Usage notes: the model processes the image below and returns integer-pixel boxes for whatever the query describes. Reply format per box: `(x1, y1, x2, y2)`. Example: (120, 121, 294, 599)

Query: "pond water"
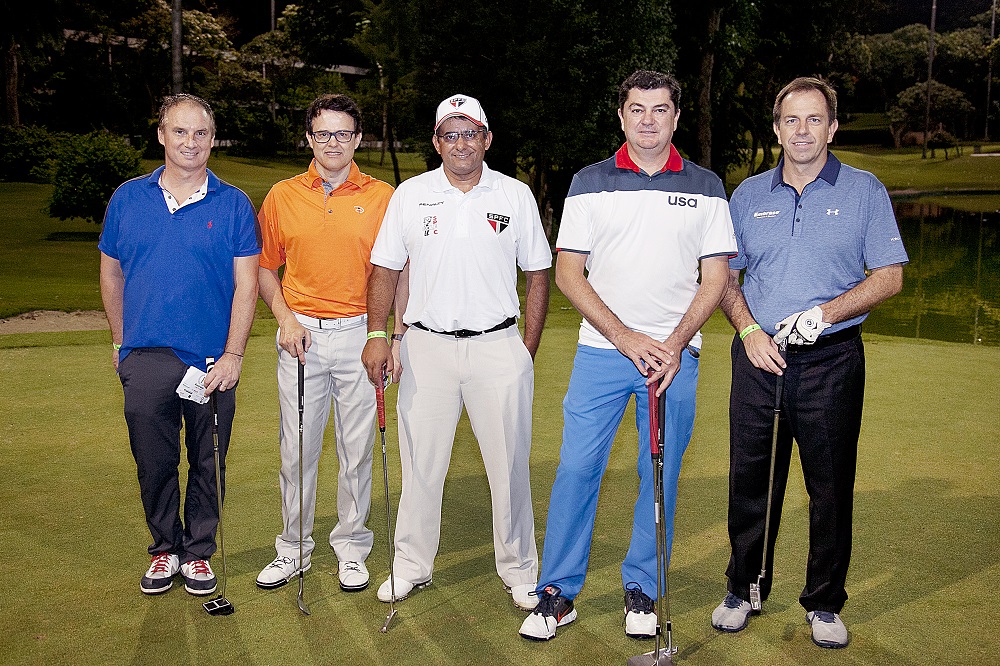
(863, 201, 1000, 346)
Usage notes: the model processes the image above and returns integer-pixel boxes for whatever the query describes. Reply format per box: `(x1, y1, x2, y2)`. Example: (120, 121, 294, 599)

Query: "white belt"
(293, 312, 367, 330)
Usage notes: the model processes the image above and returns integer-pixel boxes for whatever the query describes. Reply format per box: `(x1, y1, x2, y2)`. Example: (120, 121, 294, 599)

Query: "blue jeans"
(537, 344, 699, 600)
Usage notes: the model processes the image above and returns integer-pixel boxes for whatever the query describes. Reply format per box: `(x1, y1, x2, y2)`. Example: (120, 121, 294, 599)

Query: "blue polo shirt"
(99, 166, 260, 370)
(729, 153, 908, 335)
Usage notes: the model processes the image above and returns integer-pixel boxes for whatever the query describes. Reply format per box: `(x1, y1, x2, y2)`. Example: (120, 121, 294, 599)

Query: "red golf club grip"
(375, 374, 386, 431)
(647, 382, 660, 456)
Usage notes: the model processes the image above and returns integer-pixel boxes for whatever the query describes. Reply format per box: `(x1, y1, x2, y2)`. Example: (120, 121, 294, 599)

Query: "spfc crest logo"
(486, 213, 510, 234)
(423, 216, 438, 236)
(449, 97, 468, 108)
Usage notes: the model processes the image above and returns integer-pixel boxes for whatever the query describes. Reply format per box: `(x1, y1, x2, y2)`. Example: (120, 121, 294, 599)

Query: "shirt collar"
(771, 151, 842, 191)
(146, 165, 218, 191)
(614, 143, 683, 174)
(429, 161, 498, 192)
(305, 159, 363, 191)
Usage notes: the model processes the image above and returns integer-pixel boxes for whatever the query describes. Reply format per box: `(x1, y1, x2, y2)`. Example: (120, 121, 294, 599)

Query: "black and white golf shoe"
(711, 592, 753, 632)
(518, 585, 577, 641)
(140, 552, 179, 595)
(624, 582, 656, 638)
(180, 559, 217, 596)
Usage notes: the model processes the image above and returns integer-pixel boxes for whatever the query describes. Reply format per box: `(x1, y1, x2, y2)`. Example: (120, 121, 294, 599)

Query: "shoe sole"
(712, 608, 756, 633)
(140, 580, 174, 595)
(256, 563, 311, 590)
(519, 608, 577, 641)
(339, 579, 370, 592)
(184, 583, 218, 596)
(378, 579, 431, 603)
(807, 613, 848, 649)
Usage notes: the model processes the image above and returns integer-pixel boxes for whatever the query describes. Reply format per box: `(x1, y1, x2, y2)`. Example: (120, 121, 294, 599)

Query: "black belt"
(411, 316, 517, 338)
(786, 324, 861, 353)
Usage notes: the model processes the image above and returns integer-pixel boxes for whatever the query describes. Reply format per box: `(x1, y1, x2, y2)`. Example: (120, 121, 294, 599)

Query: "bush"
(0, 125, 64, 183)
(48, 132, 143, 223)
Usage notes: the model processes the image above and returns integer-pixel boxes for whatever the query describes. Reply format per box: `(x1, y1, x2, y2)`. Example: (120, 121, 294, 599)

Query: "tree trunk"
(172, 0, 183, 93)
(387, 120, 401, 186)
(696, 6, 723, 169)
(4, 37, 19, 126)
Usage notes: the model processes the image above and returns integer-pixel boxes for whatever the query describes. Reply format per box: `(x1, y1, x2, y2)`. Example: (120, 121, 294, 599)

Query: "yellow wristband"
(739, 324, 761, 340)
(367, 331, 388, 340)
(113, 343, 122, 351)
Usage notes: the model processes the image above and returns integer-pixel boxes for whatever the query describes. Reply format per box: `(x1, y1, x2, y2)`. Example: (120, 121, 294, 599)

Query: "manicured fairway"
(2, 309, 996, 665)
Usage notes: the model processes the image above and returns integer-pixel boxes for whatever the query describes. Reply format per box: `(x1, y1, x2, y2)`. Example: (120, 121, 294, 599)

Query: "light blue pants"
(536, 344, 699, 600)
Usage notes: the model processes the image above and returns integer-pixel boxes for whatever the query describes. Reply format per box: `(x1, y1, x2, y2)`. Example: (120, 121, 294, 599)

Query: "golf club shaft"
(756, 342, 787, 597)
(376, 374, 398, 631)
(297, 353, 309, 614)
(210, 390, 227, 599)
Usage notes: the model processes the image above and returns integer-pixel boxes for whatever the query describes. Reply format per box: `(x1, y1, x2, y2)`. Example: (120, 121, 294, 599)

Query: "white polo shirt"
(557, 144, 736, 349)
(370, 163, 552, 332)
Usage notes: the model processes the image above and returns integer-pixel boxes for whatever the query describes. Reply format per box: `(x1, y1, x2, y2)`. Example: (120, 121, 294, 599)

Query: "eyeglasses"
(435, 129, 486, 144)
(310, 130, 358, 144)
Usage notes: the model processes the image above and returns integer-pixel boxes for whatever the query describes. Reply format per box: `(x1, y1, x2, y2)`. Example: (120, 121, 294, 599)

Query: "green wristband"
(739, 324, 761, 340)
(367, 331, 388, 340)
(113, 343, 122, 351)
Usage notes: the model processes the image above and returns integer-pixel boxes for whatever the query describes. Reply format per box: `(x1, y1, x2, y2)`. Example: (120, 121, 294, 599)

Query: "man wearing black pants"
(711, 77, 908, 648)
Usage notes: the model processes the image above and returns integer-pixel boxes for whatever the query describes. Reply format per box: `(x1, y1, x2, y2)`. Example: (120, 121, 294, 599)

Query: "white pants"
(274, 313, 376, 564)
(393, 325, 539, 587)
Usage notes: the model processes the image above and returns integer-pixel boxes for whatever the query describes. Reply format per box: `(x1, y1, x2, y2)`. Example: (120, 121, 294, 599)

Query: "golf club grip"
(375, 375, 386, 430)
(647, 382, 660, 456)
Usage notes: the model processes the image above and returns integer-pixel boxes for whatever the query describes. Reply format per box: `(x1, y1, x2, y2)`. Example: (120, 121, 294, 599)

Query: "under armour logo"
(827, 209, 840, 216)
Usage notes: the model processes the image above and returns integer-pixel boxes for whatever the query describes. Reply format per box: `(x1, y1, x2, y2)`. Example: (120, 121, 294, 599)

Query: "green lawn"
(1, 317, 997, 665)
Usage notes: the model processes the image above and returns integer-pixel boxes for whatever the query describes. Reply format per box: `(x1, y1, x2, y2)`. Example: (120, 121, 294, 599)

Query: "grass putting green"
(2, 309, 997, 665)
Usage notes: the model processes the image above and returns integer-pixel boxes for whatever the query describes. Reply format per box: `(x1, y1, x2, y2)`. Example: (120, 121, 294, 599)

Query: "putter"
(296, 354, 310, 615)
(376, 372, 398, 633)
(628, 383, 675, 666)
(203, 357, 234, 616)
(749, 339, 787, 612)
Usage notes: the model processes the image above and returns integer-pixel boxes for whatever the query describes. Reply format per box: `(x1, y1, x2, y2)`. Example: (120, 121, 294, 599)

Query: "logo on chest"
(423, 216, 439, 236)
(486, 213, 510, 234)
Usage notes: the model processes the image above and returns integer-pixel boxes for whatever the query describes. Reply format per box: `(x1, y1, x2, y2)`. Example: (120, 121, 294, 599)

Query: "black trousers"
(725, 331, 864, 613)
(118, 348, 236, 563)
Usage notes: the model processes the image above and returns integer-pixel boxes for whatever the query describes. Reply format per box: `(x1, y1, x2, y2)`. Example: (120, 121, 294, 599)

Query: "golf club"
(749, 339, 787, 612)
(628, 382, 675, 666)
(203, 356, 234, 616)
(376, 372, 398, 633)
(296, 353, 310, 616)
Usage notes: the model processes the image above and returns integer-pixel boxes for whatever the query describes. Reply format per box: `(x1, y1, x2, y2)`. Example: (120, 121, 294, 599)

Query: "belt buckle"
(454, 329, 479, 338)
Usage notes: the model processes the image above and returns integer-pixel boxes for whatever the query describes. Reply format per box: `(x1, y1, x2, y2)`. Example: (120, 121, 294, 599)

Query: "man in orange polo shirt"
(256, 94, 394, 592)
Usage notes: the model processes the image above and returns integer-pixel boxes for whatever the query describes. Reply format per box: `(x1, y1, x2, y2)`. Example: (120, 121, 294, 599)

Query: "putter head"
(203, 595, 235, 616)
(749, 583, 762, 612)
(380, 608, 398, 633)
(626, 649, 675, 666)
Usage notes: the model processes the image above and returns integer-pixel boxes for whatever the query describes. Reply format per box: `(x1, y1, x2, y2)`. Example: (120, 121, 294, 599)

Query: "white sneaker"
(180, 559, 217, 596)
(508, 583, 539, 611)
(518, 586, 576, 641)
(712, 592, 753, 632)
(624, 583, 656, 638)
(376, 575, 431, 602)
(256, 555, 310, 590)
(806, 611, 848, 648)
(338, 560, 370, 591)
(140, 552, 180, 594)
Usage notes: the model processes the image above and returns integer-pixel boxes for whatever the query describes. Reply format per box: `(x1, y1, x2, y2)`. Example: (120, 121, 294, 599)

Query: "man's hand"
(112, 348, 120, 372)
(362, 338, 393, 386)
(390, 337, 403, 384)
(204, 352, 243, 394)
(774, 305, 830, 346)
(611, 329, 676, 380)
(278, 318, 311, 364)
(643, 334, 684, 395)
(742, 328, 787, 375)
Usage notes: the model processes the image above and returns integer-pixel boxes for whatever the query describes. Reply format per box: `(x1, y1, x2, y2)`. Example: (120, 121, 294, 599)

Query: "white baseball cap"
(434, 94, 489, 131)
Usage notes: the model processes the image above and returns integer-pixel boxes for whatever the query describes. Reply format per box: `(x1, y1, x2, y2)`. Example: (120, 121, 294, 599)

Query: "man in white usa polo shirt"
(362, 93, 551, 612)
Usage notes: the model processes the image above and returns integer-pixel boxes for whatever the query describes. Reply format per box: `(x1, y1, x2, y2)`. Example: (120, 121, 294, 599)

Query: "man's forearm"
(666, 256, 729, 348)
(555, 252, 631, 345)
(224, 255, 259, 355)
(367, 265, 400, 332)
(821, 263, 904, 324)
(719, 268, 758, 333)
(258, 266, 297, 327)
(99, 253, 125, 345)
(522, 269, 550, 357)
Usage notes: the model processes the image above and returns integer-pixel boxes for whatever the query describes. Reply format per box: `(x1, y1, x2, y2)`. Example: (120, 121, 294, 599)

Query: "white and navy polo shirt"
(556, 144, 736, 349)
(729, 153, 909, 335)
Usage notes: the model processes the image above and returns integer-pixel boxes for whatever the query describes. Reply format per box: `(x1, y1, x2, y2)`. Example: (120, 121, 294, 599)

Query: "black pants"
(725, 332, 864, 613)
(118, 348, 236, 563)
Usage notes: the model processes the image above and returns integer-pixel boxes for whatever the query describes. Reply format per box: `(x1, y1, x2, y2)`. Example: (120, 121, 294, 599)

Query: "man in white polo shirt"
(361, 93, 551, 611)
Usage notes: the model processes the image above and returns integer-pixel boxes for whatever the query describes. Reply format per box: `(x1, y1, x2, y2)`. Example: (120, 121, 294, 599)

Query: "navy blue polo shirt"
(729, 153, 908, 335)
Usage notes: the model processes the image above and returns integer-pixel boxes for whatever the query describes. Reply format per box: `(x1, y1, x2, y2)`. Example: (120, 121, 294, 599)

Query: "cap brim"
(434, 112, 487, 131)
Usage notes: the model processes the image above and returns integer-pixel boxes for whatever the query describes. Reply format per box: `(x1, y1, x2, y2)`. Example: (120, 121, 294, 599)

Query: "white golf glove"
(773, 306, 831, 346)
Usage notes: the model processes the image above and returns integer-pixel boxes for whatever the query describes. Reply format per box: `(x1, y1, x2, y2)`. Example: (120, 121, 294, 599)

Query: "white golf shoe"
(624, 583, 656, 638)
(518, 586, 577, 641)
(180, 559, 217, 596)
(338, 560, 370, 591)
(806, 610, 849, 648)
(256, 555, 310, 590)
(140, 552, 179, 595)
(376, 575, 431, 602)
(508, 583, 539, 611)
(712, 592, 753, 632)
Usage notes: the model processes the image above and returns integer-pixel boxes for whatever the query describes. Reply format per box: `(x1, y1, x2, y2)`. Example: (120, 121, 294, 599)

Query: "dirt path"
(0, 310, 109, 334)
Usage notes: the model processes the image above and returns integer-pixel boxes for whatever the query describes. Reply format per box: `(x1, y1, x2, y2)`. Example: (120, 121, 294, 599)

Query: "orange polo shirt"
(258, 160, 394, 319)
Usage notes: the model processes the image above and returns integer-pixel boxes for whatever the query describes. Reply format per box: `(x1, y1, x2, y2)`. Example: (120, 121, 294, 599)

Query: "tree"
(1, 0, 64, 126)
(889, 80, 975, 147)
(48, 131, 142, 223)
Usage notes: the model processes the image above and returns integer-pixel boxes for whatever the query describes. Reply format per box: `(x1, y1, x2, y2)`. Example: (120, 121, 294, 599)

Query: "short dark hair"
(618, 70, 682, 109)
(773, 77, 837, 126)
(306, 94, 363, 135)
(158, 93, 216, 135)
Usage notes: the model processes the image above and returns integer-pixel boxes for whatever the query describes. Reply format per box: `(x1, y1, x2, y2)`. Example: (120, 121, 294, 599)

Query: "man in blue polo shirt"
(711, 77, 907, 648)
(519, 70, 735, 641)
(99, 93, 260, 598)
